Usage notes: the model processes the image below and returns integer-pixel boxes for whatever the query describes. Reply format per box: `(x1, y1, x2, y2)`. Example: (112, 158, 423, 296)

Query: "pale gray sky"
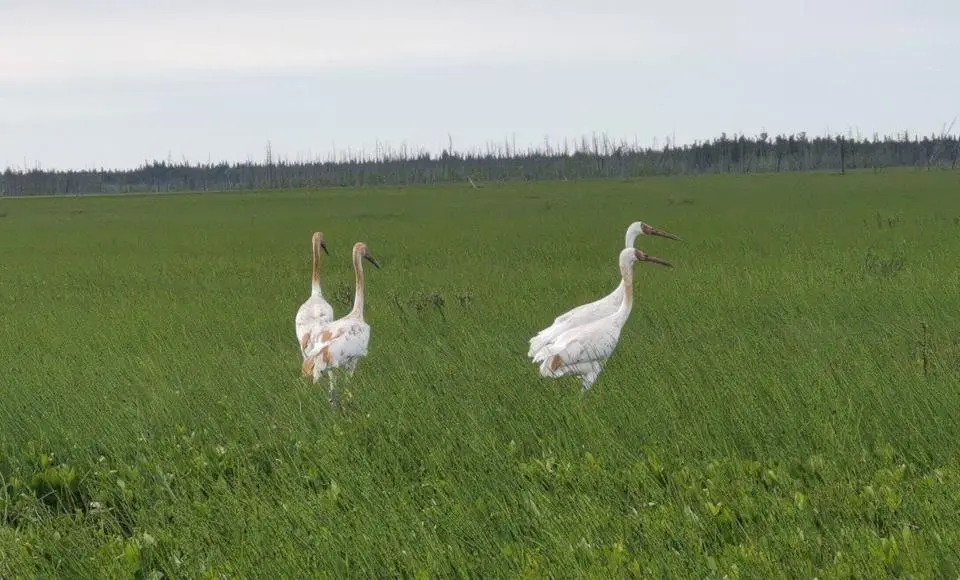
(1, 0, 957, 170)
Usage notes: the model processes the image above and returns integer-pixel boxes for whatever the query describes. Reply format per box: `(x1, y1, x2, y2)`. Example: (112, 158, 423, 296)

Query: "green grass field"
(2, 170, 960, 577)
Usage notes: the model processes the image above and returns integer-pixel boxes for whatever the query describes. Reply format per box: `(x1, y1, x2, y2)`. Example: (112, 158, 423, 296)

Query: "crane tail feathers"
(528, 324, 566, 359)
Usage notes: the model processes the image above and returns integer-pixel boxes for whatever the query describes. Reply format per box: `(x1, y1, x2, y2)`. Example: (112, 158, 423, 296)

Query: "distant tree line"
(2, 130, 959, 197)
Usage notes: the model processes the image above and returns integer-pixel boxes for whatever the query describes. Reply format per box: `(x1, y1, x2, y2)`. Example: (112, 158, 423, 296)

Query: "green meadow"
(2, 170, 960, 577)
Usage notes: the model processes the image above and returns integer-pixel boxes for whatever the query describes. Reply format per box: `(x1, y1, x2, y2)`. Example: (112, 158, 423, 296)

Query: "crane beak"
(320, 239, 329, 255)
(644, 224, 681, 241)
(641, 253, 673, 267)
(364, 253, 382, 269)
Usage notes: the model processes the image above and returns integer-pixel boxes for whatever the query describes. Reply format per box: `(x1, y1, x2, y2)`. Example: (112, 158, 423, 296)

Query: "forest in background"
(2, 130, 959, 197)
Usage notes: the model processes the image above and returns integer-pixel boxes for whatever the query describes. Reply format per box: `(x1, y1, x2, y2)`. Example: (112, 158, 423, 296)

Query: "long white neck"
(608, 278, 627, 301)
(613, 260, 635, 323)
(624, 223, 642, 249)
(348, 248, 365, 319)
(311, 237, 323, 296)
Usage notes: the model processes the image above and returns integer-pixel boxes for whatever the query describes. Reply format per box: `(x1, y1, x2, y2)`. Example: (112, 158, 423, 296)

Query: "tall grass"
(2, 170, 960, 576)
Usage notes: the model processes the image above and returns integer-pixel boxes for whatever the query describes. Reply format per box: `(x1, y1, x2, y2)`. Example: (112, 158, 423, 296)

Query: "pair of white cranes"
(528, 221, 678, 391)
(295, 221, 678, 403)
(295, 234, 381, 404)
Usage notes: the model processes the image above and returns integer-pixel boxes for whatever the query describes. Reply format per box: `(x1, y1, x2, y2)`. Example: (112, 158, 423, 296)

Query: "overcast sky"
(1, 0, 958, 171)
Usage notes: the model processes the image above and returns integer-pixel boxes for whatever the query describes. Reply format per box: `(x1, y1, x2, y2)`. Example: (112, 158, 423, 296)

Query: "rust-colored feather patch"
(319, 346, 333, 365)
(549, 355, 563, 371)
(302, 356, 315, 377)
(320, 327, 345, 343)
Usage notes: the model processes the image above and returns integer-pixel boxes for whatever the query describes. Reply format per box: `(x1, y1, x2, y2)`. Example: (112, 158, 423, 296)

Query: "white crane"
(532, 247, 672, 392)
(295, 231, 334, 358)
(527, 221, 679, 358)
(302, 242, 381, 404)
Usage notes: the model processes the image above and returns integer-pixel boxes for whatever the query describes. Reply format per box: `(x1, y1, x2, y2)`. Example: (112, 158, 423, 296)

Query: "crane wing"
(534, 320, 623, 377)
(302, 319, 371, 376)
(296, 298, 335, 354)
(551, 285, 622, 326)
(527, 285, 624, 357)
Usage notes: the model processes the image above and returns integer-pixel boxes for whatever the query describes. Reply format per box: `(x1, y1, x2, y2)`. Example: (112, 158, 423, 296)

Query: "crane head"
(639, 222, 681, 241)
(626, 221, 681, 247)
(313, 231, 330, 255)
(354, 242, 382, 269)
(634, 249, 672, 268)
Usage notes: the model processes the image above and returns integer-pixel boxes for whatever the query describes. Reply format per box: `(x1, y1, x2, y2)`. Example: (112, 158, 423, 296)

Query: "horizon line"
(4, 125, 958, 175)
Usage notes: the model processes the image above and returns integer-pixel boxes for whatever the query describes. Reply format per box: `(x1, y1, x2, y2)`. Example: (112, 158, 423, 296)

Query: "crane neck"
(311, 237, 324, 295)
(615, 262, 635, 321)
(348, 247, 365, 318)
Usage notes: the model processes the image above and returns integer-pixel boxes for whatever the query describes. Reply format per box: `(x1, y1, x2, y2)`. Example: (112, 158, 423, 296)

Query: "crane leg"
(326, 371, 339, 407)
(580, 366, 602, 392)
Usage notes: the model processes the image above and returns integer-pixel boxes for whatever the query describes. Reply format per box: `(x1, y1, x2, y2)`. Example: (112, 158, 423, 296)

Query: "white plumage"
(527, 221, 679, 358)
(302, 242, 381, 403)
(532, 247, 672, 392)
(295, 231, 334, 358)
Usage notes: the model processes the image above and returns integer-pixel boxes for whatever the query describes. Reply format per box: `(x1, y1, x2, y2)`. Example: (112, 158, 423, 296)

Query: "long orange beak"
(641, 253, 673, 267)
(642, 223, 681, 241)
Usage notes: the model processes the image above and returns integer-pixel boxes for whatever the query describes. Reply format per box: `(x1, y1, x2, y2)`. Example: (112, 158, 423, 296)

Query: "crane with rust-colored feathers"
(295, 231, 334, 359)
(302, 242, 381, 404)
